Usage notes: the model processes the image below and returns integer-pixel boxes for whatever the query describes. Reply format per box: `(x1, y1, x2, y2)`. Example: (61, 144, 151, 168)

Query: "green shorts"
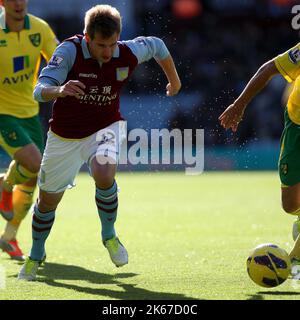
(0, 114, 44, 157)
(279, 108, 300, 186)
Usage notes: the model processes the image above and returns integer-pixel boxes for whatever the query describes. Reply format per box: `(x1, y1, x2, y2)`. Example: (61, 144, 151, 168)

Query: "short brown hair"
(84, 5, 122, 39)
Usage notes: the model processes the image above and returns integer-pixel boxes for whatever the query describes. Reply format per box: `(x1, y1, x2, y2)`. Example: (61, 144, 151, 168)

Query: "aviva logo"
(13, 56, 30, 73)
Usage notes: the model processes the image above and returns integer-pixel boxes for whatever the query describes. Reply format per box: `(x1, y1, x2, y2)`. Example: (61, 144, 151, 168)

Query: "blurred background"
(1, 0, 300, 171)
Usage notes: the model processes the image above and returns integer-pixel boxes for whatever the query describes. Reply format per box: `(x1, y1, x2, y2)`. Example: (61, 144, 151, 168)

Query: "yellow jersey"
(275, 43, 300, 124)
(0, 14, 58, 118)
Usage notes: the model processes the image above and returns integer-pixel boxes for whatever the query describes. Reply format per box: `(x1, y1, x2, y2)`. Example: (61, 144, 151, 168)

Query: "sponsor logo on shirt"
(79, 85, 117, 106)
(49, 55, 64, 67)
(116, 67, 129, 81)
(2, 70, 34, 85)
(280, 163, 288, 175)
(288, 48, 300, 64)
(13, 56, 30, 73)
(8, 131, 17, 141)
(79, 73, 98, 79)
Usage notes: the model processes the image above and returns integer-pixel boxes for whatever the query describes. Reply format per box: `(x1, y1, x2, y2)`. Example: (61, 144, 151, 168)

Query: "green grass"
(0, 171, 299, 300)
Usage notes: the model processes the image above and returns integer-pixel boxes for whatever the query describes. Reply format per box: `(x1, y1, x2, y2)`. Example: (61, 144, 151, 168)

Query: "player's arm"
(219, 43, 300, 132)
(219, 60, 279, 132)
(34, 41, 86, 102)
(37, 81, 86, 101)
(124, 37, 181, 96)
(156, 55, 181, 96)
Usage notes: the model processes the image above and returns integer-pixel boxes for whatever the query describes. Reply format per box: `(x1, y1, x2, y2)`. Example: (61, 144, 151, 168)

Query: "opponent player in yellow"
(0, 0, 58, 260)
(219, 43, 300, 278)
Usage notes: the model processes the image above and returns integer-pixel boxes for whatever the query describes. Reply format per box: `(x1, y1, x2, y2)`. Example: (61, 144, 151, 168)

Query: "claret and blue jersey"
(34, 35, 170, 139)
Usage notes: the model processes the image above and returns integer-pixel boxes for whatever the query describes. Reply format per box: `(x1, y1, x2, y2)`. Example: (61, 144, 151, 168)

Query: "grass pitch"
(0, 171, 299, 300)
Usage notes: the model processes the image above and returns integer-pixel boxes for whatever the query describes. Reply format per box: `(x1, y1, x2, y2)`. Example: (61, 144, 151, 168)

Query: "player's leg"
(0, 115, 41, 220)
(18, 131, 83, 280)
(90, 158, 128, 267)
(281, 184, 300, 240)
(0, 177, 37, 261)
(30, 189, 64, 260)
(18, 189, 64, 281)
(0, 145, 41, 220)
(278, 108, 300, 277)
(87, 121, 128, 267)
(0, 173, 13, 252)
(0, 116, 43, 259)
(282, 186, 300, 279)
(91, 158, 117, 240)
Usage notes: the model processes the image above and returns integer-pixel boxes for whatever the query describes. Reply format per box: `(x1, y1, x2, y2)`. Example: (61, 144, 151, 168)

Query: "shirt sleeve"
(122, 36, 170, 64)
(39, 41, 77, 85)
(40, 21, 59, 62)
(33, 77, 58, 102)
(274, 43, 300, 82)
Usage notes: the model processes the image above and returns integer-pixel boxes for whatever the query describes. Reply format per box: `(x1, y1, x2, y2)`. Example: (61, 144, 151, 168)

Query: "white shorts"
(38, 121, 127, 193)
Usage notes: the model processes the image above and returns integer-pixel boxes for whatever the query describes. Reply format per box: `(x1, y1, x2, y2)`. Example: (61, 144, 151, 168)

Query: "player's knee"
(96, 175, 115, 189)
(27, 162, 40, 174)
(94, 171, 115, 189)
(37, 196, 59, 212)
(20, 157, 41, 174)
(281, 200, 300, 215)
(15, 145, 42, 173)
(91, 161, 116, 189)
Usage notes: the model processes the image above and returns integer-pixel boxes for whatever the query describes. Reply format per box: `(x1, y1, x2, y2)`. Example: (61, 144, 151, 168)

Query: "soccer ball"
(247, 243, 291, 288)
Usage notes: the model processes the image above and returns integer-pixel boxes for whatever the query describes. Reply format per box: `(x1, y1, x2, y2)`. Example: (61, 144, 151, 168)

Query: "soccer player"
(18, 4, 181, 280)
(0, 0, 58, 260)
(218, 43, 300, 278)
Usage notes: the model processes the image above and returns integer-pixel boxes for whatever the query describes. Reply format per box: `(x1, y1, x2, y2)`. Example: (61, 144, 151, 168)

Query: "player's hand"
(166, 82, 181, 97)
(58, 80, 86, 99)
(218, 103, 246, 132)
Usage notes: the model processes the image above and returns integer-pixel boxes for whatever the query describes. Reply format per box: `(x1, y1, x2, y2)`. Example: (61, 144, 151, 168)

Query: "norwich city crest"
(280, 163, 288, 175)
(29, 33, 41, 47)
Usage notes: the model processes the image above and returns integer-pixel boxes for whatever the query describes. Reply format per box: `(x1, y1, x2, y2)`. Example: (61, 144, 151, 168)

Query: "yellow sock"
(3, 160, 37, 192)
(1, 184, 35, 241)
